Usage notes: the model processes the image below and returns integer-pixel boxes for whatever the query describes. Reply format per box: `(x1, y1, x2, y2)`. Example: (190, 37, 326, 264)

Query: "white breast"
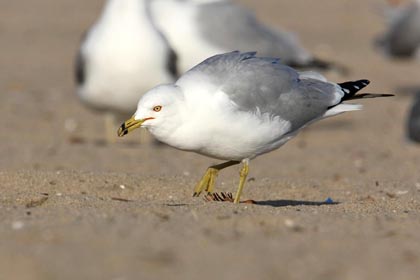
(155, 84, 292, 161)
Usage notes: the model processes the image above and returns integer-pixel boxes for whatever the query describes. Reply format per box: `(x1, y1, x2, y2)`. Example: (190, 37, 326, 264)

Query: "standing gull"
(118, 52, 392, 203)
(151, 0, 339, 74)
(75, 0, 177, 142)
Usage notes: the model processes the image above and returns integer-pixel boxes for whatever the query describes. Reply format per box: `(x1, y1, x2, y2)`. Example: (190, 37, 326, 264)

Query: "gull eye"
(153, 105, 162, 112)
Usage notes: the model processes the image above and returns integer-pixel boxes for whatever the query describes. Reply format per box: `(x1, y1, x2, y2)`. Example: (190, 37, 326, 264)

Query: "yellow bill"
(117, 116, 144, 137)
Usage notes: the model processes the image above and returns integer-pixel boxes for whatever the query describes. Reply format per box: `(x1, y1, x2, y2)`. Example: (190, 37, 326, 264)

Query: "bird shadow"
(252, 199, 339, 208)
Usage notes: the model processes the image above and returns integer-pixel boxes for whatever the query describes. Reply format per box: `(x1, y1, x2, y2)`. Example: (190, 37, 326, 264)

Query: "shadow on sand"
(253, 199, 340, 208)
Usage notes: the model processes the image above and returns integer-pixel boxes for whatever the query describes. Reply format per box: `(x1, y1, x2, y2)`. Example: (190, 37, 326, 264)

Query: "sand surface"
(1, 0, 420, 279)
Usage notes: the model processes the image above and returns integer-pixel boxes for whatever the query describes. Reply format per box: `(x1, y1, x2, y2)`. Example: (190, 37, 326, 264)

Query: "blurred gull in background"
(75, 0, 177, 143)
(376, 0, 420, 58)
(151, 0, 343, 74)
(376, 0, 420, 143)
(117, 52, 392, 203)
(407, 94, 420, 142)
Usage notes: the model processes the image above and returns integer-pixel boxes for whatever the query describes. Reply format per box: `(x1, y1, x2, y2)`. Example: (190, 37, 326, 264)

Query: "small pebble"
(12, 221, 24, 230)
(361, 195, 376, 202)
(396, 190, 408, 195)
(284, 219, 303, 232)
(284, 219, 295, 228)
(386, 192, 396, 198)
(64, 118, 78, 133)
(119, 184, 126, 190)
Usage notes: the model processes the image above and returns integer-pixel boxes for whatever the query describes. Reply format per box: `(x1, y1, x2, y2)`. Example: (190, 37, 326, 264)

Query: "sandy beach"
(1, 0, 420, 279)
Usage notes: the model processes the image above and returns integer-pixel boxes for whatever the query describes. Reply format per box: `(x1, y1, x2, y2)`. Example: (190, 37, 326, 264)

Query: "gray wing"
(183, 52, 339, 131)
(377, 2, 420, 57)
(196, 2, 311, 65)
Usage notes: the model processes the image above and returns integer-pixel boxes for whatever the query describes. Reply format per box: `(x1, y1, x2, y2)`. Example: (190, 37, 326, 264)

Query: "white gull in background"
(151, 0, 340, 74)
(75, 0, 177, 142)
(118, 52, 392, 203)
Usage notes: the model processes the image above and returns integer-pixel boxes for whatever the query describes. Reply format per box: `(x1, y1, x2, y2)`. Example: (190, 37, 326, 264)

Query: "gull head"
(117, 84, 183, 137)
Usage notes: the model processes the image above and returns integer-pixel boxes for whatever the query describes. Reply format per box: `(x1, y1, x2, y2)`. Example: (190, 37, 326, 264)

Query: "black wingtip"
(345, 93, 394, 100)
(339, 79, 371, 99)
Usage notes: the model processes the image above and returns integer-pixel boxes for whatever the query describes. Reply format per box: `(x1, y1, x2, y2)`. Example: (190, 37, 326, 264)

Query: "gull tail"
(339, 79, 394, 101)
(324, 103, 363, 118)
(325, 79, 393, 116)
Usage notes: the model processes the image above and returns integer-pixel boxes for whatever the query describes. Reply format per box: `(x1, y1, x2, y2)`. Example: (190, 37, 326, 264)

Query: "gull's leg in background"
(105, 112, 117, 144)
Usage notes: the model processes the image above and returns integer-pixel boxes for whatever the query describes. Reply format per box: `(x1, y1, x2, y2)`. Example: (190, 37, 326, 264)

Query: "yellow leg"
(204, 168, 219, 193)
(193, 161, 240, 197)
(192, 168, 218, 196)
(233, 160, 249, 204)
(105, 113, 117, 144)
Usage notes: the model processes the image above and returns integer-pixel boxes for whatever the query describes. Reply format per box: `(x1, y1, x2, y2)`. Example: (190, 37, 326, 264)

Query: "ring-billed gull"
(75, 0, 177, 142)
(376, 0, 420, 58)
(151, 0, 339, 74)
(118, 52, 392, 203)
